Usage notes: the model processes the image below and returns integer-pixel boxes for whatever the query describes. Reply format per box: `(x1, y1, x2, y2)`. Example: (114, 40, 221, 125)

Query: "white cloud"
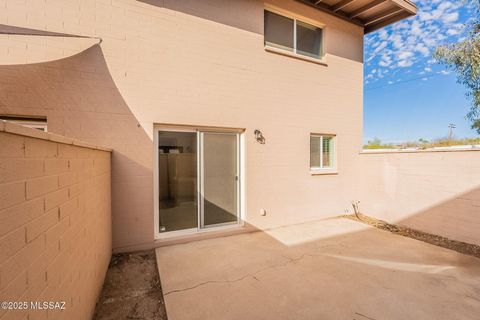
(398, 60, 414, 68)
(379, 54, 393, 67)
(378, 29, 388, 40)
(398, 51, 413, 60)
(447, 28, 460, 35)
(364, 0, 467, 84)
(442, 12, 459, 23)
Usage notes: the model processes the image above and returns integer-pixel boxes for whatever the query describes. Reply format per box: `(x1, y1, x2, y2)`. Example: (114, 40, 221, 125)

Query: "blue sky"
(364, 0, 478, 143)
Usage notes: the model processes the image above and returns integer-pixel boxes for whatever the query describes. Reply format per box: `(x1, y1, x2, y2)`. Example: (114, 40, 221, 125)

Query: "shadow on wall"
(0, 44, 154, 250)
(397, 185, 480, 246)
(0, 25, 102, 65)
(137, 0, 364, 63)
(0, 24, 82, 36)
(356, 150, 480, 246)
(137, 0, 263, 34)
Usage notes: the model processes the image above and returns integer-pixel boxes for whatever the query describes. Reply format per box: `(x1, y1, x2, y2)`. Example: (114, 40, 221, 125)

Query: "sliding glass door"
(200, 132, 240, 228)
(157, 129, 241, 235)
(158, 131, 198, 233)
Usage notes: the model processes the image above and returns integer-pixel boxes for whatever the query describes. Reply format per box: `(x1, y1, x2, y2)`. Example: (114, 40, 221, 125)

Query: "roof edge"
(294, 0, 417, 35)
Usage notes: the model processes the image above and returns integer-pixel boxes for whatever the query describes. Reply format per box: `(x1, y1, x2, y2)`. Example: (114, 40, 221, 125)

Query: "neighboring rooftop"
(297, 0, 417, 33)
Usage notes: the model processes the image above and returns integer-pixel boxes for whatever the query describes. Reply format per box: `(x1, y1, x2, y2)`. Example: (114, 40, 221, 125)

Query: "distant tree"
(418, 138, 429, 149)
(368, 137, 382, 146)
(364, 137, 393, 149)
(434, 0, 480, 135)
(473, 119, 480, 134)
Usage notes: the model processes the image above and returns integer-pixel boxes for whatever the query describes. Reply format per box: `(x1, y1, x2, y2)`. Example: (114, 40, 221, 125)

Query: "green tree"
(368, 137, 382, 146)
(434, 1, 480, 134)
(473, 119, 480, 134)
(364, 137, 392, 149)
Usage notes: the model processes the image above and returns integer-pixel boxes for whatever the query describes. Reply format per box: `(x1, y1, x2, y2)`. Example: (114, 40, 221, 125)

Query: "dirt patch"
(93, 250, 167, 320)
(345, 213, 480, 259)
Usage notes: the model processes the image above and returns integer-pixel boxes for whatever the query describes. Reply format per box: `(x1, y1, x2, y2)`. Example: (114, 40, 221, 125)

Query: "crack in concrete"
(164, 252, 317, 296)
(163, 243, 348, 296)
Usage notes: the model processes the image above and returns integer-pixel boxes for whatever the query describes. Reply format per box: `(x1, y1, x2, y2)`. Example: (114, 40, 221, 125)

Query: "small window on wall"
(264, 10, 324, 60)
(0, 115, 47, 132)
(310, 134, 336, 172)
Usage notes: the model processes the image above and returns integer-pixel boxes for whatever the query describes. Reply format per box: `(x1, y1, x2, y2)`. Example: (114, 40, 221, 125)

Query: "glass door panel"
(200, 132, 239, 227)
(158, 131, 198, 232)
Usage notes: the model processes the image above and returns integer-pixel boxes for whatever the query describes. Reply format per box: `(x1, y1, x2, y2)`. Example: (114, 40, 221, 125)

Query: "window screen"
(322, 136, 333, 168)
(310, 134, 335, 170)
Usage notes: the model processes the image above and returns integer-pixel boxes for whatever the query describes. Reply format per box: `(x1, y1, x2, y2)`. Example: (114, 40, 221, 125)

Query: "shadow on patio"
(155, 215, 480, 320)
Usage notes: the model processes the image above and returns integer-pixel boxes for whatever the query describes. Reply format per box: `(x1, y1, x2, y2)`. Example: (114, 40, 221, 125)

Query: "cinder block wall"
(0, 121, 112, 320)
(358, 150, 480, 245)
(0, 0, 364, 252)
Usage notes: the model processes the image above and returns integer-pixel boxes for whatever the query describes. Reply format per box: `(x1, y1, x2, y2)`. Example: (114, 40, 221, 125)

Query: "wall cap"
(0, 120, 112, 152)
(360, 147, 480, 155)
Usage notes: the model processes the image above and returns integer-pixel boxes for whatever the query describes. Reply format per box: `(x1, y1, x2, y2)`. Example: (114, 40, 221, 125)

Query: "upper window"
(0, 115, 47, 132)
(264, 10, 323, 60)
(310, 134, 335, 171)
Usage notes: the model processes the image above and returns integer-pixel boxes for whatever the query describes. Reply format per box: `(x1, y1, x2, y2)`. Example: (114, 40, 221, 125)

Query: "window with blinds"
(310, 134, 335, 170)
(264, 10, 324, 60)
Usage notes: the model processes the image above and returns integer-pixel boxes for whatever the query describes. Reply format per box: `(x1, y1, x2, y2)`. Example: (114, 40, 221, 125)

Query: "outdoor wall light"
(254, 129, 265, 144)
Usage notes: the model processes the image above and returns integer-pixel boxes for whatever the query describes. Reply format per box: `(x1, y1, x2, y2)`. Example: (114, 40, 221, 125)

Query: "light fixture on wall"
(254, 129, 265, 144)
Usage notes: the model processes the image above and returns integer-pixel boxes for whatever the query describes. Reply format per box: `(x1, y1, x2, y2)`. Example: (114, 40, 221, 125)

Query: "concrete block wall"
(0, 0, 364, 252)
(0, 121, 112, 320)
(358, 150, 480, 245)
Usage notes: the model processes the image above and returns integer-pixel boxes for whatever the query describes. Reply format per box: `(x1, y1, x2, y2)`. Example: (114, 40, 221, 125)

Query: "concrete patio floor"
(156, 218, 480, 320)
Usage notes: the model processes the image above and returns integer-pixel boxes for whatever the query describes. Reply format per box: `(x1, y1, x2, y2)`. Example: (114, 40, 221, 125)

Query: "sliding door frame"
(153, 124, 245, 240)
(199, 131, 241, 229)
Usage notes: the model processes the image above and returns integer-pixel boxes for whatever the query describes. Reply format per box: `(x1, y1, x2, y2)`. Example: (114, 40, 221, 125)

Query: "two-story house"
(0, 0, 416, 253)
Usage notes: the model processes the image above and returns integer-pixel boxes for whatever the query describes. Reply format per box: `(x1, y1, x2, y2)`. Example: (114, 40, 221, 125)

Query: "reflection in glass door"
(158, 131, 198, 233)
(200, 132, 240, 228)
(157, 129, 240, 235)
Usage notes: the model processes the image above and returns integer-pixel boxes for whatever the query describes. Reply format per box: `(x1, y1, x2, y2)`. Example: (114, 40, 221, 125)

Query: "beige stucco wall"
(0, 0, 364, 251)
(0, 121, 111, 320)
(358, 150, 480, 245)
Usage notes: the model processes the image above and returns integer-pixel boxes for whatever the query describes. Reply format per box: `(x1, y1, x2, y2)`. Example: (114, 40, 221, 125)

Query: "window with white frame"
(264, 10, 324, 60)
(310, 134, 335, 170)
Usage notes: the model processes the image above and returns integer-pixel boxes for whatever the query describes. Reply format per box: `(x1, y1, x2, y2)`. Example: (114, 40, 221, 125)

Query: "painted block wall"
(0, 121, 112, 320)
(358, 150, 480, 245)
(0, 0, 364, 251)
